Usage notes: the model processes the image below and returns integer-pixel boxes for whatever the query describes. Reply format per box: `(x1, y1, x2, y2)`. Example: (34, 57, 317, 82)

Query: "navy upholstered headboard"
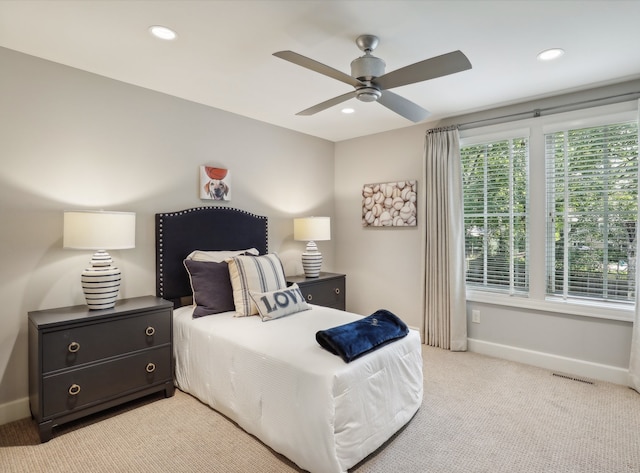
(155, 207, 268, 307)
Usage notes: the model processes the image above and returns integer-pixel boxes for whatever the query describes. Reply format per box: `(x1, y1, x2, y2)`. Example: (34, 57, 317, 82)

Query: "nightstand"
(287, 272, 346, 310)
(28, 295, 174, 442)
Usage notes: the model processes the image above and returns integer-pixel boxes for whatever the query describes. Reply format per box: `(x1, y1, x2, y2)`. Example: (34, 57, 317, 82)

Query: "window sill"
(466, 290, 634, 322)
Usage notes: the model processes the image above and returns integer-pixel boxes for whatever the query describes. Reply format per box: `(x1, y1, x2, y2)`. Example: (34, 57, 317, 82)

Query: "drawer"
(42, 346, 171, 418)
(42, 309, 171, 373)
(301, 278, 345, 310)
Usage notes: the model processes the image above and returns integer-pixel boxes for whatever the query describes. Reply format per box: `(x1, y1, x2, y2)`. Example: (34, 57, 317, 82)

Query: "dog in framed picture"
(200, 166, 231, 201)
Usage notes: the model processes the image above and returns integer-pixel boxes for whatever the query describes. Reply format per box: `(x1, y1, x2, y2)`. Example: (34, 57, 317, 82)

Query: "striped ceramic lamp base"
(301, 241, 322, 278)
(81, 250, 122, 310)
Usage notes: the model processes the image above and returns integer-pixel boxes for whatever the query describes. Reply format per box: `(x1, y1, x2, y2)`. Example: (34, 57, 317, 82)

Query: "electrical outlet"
(472, 309, 480, 324)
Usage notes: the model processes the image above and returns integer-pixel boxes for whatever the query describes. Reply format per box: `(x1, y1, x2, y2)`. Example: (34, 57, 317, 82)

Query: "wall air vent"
(552, 372, 595, 385)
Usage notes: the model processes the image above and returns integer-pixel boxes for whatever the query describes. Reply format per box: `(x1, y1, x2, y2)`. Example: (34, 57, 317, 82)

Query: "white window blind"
(545, 120, 638, 304)
(461, 137, 529, 294)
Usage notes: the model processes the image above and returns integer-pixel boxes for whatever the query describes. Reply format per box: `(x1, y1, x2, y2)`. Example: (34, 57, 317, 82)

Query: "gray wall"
(0, 47, 335, 421)
(334, 126, 425, 330)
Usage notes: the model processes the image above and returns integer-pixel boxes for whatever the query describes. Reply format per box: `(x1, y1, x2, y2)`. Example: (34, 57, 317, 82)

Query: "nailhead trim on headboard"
(155, 207, 268, 303)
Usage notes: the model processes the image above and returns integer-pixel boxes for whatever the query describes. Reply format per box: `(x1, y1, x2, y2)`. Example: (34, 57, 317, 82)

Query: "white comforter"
(173, 304, 423, 473)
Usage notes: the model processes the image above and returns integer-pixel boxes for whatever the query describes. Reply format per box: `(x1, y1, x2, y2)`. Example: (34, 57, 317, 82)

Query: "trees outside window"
(461, 110, 638, 310)
(545, 121, 638, 303)
(461, 137, 529, 295)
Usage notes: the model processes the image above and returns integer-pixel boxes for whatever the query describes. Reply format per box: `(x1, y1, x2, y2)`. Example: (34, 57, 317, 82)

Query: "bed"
(156, 207, 423, 473)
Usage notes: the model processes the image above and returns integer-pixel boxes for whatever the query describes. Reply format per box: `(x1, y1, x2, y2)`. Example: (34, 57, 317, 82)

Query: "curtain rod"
(457, 91, 640, 130)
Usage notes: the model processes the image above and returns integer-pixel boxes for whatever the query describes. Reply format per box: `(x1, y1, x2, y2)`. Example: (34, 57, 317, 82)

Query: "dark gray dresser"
(286, 272, 346, 310)
(28, 295, 174, 442)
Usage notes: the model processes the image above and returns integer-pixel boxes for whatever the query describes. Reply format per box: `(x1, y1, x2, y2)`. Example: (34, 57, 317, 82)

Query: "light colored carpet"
(1, 346, 638, 472)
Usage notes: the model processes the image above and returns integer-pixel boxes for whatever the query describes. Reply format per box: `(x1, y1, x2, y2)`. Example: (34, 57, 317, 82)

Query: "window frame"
(460, 128, 530, 296)
(544, 117, 638, 306)
(460, 102, 638, 322)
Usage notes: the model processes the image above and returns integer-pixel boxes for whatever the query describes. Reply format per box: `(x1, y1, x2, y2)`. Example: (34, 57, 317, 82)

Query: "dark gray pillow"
(184, 259, 235, 317)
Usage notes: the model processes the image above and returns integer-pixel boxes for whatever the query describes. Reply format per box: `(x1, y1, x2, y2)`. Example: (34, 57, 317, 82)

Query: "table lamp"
(63, 210, 136, 310)
(294, 216, 330, 278)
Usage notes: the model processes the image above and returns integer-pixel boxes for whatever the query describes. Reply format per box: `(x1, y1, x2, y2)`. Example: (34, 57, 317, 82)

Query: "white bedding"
(173, 304, 423, 473)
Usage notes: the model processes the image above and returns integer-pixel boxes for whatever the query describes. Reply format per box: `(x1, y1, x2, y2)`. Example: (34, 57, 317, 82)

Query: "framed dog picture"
(200, 166, 231, 201)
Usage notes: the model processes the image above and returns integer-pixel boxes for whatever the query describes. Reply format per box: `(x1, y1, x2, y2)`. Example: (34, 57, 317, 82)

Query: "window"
(461, 136, 529, 294)
(545, 120, 638, 304)
(461, 104, 638, 319)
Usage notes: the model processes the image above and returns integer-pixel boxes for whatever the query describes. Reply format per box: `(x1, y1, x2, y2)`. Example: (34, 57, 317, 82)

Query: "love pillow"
(250, 284, 310, 321)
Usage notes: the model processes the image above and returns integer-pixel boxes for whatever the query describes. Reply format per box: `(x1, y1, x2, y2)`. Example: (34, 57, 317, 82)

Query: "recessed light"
(341, 108, 355, 114)
(537, 48, 564, 61)
(149, 25, 177, 41)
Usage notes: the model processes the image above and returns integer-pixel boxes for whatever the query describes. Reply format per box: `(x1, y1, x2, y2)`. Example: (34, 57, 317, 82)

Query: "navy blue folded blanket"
(315, 309, 409, 363)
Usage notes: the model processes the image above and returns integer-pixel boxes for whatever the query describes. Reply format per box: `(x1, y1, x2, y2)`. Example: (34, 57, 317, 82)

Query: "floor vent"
(552, 372, 595, 385)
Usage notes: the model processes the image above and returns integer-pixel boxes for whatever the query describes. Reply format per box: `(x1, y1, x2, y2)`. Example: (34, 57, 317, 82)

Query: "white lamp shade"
(64, 211, 136, 250)
(294, 217, 331, 242)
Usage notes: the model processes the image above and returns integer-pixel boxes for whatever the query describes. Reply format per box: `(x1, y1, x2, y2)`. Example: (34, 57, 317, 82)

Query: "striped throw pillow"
(228, 254, 287, 316)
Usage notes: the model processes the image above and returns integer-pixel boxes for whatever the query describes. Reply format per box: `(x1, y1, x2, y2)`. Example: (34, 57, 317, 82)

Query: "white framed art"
(362, 180, 417, 227)
(200, 166, 231, 201)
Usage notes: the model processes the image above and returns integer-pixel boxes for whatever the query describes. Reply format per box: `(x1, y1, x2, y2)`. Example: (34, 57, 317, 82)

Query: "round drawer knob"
(146, 362, 156, 373)
(68, 384, 81, 396)
(68, 341, 81, 353)
(335, 288, 340, 295)
(145, 326, 155, 336)
(307, 294, 313, 301)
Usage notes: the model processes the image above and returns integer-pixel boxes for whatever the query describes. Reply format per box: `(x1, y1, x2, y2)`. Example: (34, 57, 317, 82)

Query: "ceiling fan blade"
(296, 91, 358, 116)
(378, 91, 431, 122)
(374, 50, 471, 90)
(273, 50, 364, 88)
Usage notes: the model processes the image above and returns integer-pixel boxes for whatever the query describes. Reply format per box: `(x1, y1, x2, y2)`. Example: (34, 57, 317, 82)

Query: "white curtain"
(630, 102, 640, 393)
(423, 126, 467, 351)
(631, 287, 640, 392)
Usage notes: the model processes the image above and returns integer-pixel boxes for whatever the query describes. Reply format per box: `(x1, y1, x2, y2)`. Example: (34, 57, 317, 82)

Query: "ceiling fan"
(273, 34, 472, 122)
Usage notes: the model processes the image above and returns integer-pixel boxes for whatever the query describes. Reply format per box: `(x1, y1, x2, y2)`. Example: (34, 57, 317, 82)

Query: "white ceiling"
(2, 1, 640, 142)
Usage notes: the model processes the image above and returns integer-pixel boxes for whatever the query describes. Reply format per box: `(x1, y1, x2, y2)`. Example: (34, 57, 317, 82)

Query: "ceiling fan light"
(149, 25, 177, 41)
(537, 48, 564, 61)
(356, 88, 382, 103)
(341, 108, 355, 114)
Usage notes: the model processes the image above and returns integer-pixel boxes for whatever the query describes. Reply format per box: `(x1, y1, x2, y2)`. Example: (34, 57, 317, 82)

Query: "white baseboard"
(0, 396, 30, 426)
(467, 338, 629, 385)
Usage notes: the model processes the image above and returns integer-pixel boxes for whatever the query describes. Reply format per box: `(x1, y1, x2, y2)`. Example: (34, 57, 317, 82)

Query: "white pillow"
(250, 284, 310, 321)
(186, 248, 259, 263)
(228, 254, 287, 316)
